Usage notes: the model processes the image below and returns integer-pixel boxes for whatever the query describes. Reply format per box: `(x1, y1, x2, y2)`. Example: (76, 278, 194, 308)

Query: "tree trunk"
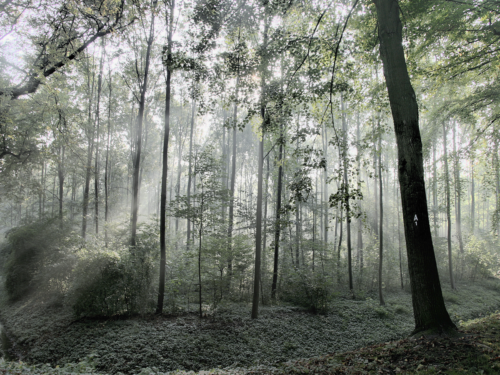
(471, 161, 475, 234)
(341, 92, 353, 291)
(251, 11, 269, 319)
(94, 44, 105, 235)
(228, 73, 240, 283)
(356, 112, 363, 272)
(131, 7, 155, 247)
(58, 145, 65, 226)
(452, 124, 464, 255)
(82, 62, 95, 239)
(443, 121, 456, 289)
(186, 99, 196, 247)
(378, 124, 385, 305)
(323, 122, 328, 244)
(432, 142, 438, 237)
(271, 124, 283, 300)
(104, 70, 112, 247)
(373, 0, 455, 334)
(156, 0, 174, 314)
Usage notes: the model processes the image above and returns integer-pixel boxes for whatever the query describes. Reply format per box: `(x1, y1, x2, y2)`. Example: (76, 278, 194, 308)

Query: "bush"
(2, 218, 76, 302)
(68, 243, 156, 317)
(280, 270, 335, 314)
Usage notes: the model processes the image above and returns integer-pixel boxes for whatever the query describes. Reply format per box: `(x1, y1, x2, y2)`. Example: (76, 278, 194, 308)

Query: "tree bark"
(186, 100, 196, 248)
(443, 121, 456, 289)
(341, 93, 353, 291)
(356, 112, 363, 272)
(94, 43, 105, 235)
(131, 6, 155, 247)
(373, 0, 455, 334)
(271, 124, 283, 300)
(228, 73, 240, 283)
(378, 122, 385, 305)
(452, 124, 464, 254)
(156, 0, 174, 314)
(104, 69, 112, 247)
(82, 61, 95, 239)
(251, 11, 269, 319)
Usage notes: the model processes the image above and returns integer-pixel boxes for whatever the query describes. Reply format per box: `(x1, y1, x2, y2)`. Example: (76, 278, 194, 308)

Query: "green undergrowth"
(0, 280, 499, 374)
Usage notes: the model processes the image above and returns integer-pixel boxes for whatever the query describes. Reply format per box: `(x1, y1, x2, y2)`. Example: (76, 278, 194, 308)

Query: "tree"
(130, 0, 157, 247)
(373, 0, 456, 335)
(443, 121, 456, 289)
(0, 0, 132, 99)
(157, 0, 175, 315)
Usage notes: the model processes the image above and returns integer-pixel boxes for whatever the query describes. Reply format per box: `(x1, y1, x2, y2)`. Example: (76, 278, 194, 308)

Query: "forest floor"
(0, 280, 500, 374)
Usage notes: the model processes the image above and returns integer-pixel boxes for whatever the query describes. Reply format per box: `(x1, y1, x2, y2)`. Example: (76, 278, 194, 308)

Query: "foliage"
(68, 233, 157, 317)
(280, 269, 335, 314)
(2, 282, 500, 374)
(2, 218, 77, 302)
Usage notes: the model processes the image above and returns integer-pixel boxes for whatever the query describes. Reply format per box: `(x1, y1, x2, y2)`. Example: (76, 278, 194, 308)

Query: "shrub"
(280, 270, 335, 314)
(2, 218, 76, 301)
(68, 243, 156, 317)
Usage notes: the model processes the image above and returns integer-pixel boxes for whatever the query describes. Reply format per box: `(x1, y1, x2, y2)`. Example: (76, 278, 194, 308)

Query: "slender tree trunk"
(94, 44, 104, 235)
(104, 70, 112, 247)
(471, 161, 475, 234)
(432, 142, 438, 237)
(186, 99, 196, 247)
(323, 123, 328, 244)
(356, 112, 363, 272)
(82, 63, 95, 239)
(58, 145, 65, 227)
(262, 155, 270, 289)
(157, 0, 174, 314)
(378, 126, 385, 305)
(199, 198, 203, 319)
(443, 121, 456, 289)
(271, 124, 283, 300)
(252, 11, 269, 319)
(494, 136, 500, 238)
(228, 73, 240, 282)
(452, 124, 464, 254)
(373, 0, 455, 334)
(131, 7, 155, 247)
(341, 93, 353, 291)
(175, 122, 183, 244)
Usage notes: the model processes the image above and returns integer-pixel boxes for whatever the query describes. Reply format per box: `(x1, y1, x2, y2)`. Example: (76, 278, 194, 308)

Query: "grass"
(0, 280, 500, 374)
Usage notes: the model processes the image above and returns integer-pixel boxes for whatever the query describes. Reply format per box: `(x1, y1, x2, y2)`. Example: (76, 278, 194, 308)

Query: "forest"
(1, 0, 500, 373)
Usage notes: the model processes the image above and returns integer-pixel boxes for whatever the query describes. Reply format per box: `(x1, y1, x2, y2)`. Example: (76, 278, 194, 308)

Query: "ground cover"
(0, 280, 499, 374)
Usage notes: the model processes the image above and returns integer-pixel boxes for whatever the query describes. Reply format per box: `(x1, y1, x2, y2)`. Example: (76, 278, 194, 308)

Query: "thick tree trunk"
(373, 0, 455, 334)
(157, 0, 174, 314)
